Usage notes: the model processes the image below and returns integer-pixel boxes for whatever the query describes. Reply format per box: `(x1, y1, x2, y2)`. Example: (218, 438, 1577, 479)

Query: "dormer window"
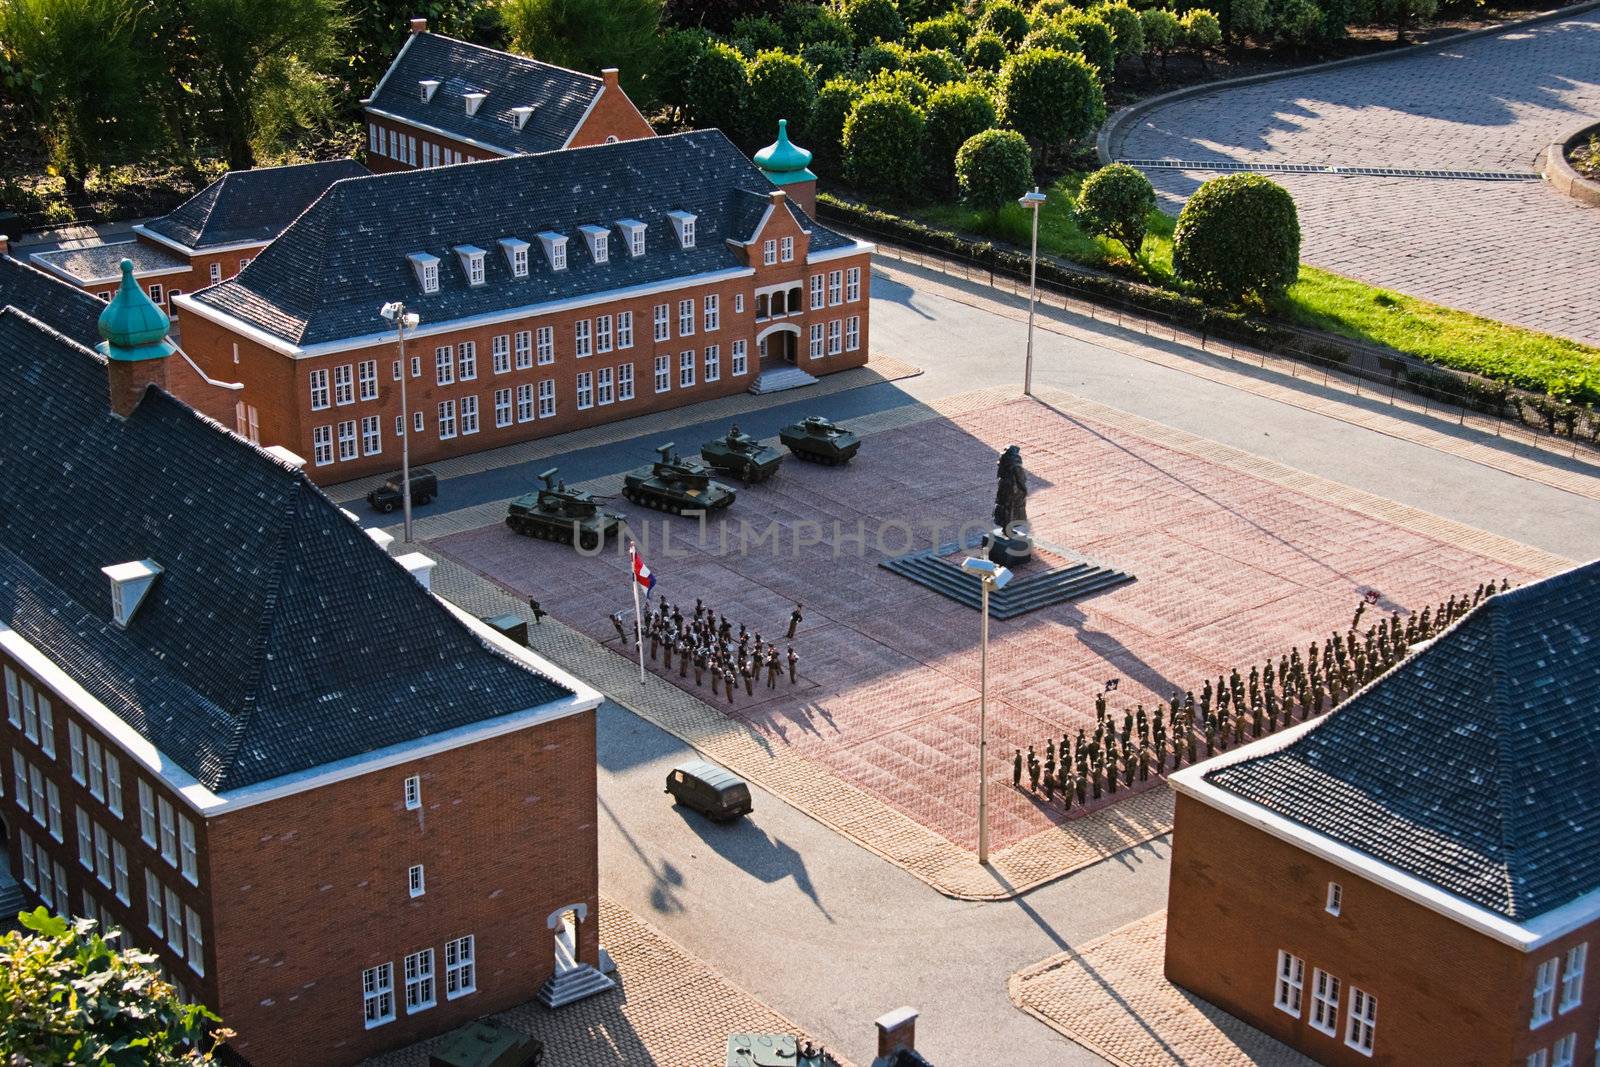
(668, 210, 697, 250)
(510, 105, 535, 130)
(498, 237, 530, 277)
(617, 219, 646, 258)
(537, 232, 567, 271)
(418, 79, 440, 103)
(578, 224, 609, 264)
(463, 91, 486, 116)
(102, 560, 162, 628)
(406, 252, 441, 294)
(454, 245, 486, 286)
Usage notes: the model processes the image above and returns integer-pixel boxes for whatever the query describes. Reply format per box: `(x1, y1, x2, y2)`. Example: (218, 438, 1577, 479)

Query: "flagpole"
(629, 543, 646, 684)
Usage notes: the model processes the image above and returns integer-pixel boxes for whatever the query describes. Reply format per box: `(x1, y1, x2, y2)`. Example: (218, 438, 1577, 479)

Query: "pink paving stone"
(432, 399, 1541, 853)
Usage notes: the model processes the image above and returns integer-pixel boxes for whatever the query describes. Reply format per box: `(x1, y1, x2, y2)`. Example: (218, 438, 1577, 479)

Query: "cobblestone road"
(1113, 9, 1600, 343)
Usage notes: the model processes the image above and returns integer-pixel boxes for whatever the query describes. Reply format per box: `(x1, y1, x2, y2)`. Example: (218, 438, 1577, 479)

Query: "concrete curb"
(1540, 123, 1600, 206)
(1096, 0, 1600, 164)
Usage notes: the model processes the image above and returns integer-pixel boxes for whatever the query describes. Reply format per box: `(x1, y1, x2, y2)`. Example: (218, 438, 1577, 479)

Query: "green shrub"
(802, 41, 853, 82)
(908, 14, 961, 48)
(786, 4, 854, 46)
(964, 30, 1009, 69)
(923, 79, 999, 190)
(1225, 0, 1269, 38)
(651, 28, 710, 114)
(1031, 0, 1075, 20)
(686, 41, 748, 130)
(956, 128, 1034, 215)
(1095, 2, 1146, 58)
(808, 76, 867, 173)
(1062, 12, 1118, 78)
(905, 46, 966, 84)
(843, 0, 907, 42)
(979, 0, 1032, 43)
(1181, 8, 1223, 49)
(744, 49, 817, 147)
(1140, 7, 1181, 55)
(843, 90, 926, 194)
(1272, 0, 1325, 41)
(1075, 162, 1156, 258)
(857, 40, 910, 74)
(997, 48, 1106, 154)
(1173, 172, 1301, 303)
(1022, 20, 1081, 51)
(865, 66, 934, 105)
(732, 14, 786, 50)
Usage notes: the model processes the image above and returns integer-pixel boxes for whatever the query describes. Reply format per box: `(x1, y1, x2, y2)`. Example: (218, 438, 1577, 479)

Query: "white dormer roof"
(577, 224, 609, 263)
(453, 244, 487, 285)
(419, 79, 440, 103)
(667, 210, 697, 249)
(509, 105, 536, 130)
(498, 236, 530, 274)
(463, 91, 487, 115)
(616, 219, 646, 257)
(536, 231, 567, 270)
(101, 559, 163, 628)
(406, 251, 441, 293)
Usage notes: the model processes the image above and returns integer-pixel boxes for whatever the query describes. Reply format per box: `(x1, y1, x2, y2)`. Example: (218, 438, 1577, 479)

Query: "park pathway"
(1111, 7, 1600, 344)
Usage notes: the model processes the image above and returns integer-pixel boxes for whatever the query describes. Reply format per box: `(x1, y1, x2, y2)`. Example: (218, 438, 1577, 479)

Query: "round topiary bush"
(1181, 8, 1223, 50)
(1074, 162, 1155, 259)
(979, 0, 1032, 43)
(731, 15, 786, 51)
(908, 15, 961, 49)
(785, 4, 853, 47)
(807, 76, 867, 174)
(843, 90, 927, 195)
(923, 79, 998, 190)
(905, 46, 965, 84)
(801, 41, 852, 83)
(1272, 0, 1324, 42)
(843, 0, 907, 43)
(964, 30, 1009, 70)
(1140, 7, 1180, 59)
(1094, 2, 1146, 60)
(1172, 172, 1301, 303)
(865, 67, 933, 105)
(956, 128, 1034, 215)
(997, 48, 1106, 155)
(744, 49, 818, 148)
(856, 40, 910, 75)
(686, 41, 748, 131)
(1061, 12, 1118, 79)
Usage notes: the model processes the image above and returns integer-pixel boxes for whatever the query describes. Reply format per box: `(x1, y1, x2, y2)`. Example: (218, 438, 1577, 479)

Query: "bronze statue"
(993, 445, 1029, 531)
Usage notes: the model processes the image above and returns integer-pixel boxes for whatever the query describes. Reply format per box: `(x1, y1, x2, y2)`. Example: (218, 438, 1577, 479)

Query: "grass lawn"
(916, 174, 1599, 400)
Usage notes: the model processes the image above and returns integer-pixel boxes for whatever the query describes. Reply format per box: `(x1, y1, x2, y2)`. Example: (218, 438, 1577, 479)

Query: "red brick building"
(361, 20, 654, 175)
(0, 278, 607, 1066)
(1167, 561, 1600, 1066)
(174, 129, 872, 484)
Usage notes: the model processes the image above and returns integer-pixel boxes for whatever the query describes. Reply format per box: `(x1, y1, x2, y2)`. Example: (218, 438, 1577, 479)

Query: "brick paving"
(1010, 911, 1315, 1067)
(422, 387, 1566, 897)
(1112, 8, 1600, 344)
(360, 896, 851, 1067)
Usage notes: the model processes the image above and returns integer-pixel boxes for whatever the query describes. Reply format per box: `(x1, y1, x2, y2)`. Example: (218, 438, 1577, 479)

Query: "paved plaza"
(1112, 7, 1600, 343)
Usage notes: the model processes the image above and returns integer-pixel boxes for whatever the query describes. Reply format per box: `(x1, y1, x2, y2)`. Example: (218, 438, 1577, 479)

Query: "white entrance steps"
(748, 365, 818, 394)
(536, 963, 617, 1008)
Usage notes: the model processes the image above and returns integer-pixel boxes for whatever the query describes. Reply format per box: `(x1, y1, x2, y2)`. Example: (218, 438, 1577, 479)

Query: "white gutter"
(806, 240, 876, 265)
(30, 251, 189, 287)
(133, 224, 270, 259)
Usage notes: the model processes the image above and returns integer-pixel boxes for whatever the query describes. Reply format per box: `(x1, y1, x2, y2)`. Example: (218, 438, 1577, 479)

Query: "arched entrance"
(756, 323, 801, 373)
(537, 902, 617, 1008)
(547, 903, 587, 973)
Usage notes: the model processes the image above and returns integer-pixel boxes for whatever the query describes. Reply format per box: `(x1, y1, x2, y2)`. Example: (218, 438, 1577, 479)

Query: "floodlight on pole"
(961, 556, 1012, 866)
(380, 302, 421, 543)
(1017, 187, 1047, 398)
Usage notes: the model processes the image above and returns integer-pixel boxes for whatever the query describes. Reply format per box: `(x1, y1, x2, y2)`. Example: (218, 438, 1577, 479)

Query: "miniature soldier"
(753, 633, 764, 660)
(742, 658, 755, 696)
(1013, 749, 1023, 788)
(723, 666, 736, 702)
(719, 616, 732, 642)
(766, 647, 781, 688)
(528, 598, 547, 625)
(671, 604, 683, 629)
(694, 598, 705, 622)
(610, 611, 627, 643)
(788, 603, 803, 639)
(738, 623, 748, 645)
(693, 649, 706, 687)
(787, 645, 799, 684)
(1026, 745, 1040, 792)
(1043, 743, 1055, 786)
(1043, 769, 1055, 802)
(648, 620, 660, 661)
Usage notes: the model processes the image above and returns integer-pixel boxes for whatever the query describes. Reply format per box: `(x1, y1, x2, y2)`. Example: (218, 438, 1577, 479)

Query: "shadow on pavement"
(673, 807, 835, 923)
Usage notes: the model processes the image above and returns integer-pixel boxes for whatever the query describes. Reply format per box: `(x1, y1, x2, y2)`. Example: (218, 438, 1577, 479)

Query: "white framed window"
(462, 250, 485, 286)
(654, 355, 670, 393)
(138, 781, 156, 845)
(1326, 882, 1343, 916)
(158, 797, 176, 866)
(1560, 944, 1587, 1012)
(1274, 950, 1304, 1017)
(846, 266, 862, 301)
(540, 233, 568, 271)
(18, 829, 35, 888)
(495, 387, 513, 427)
(537, 379, 555, 418)
(734, 292, 745, 314)
(404, 949, 436, 1013)
(113, 840, 130, 903)
(704, 345, 720, 383)
(780, 235, 794, 262)
(69, 722, 85, 783)
(51, 861, 67, 917)
(828, 319, 842, 356)
(509, 244, 528, 277)
(313, 425, 333, 466)
(185, 905, 204, 976)
(93, 823, 111, 886)
(209, 262, 223, 285)
(148, 283, 163, 305)
(179, 816, 198, 885)
(46, 780, 61, 841)
(514, 330, 533, 370)
(492, 334, 511, 374)
(732, 339, 748, 376)
(535, 325, 555, 365)
(145, 870, 163, 934)
(102, 751, 120, 816)
(1529, 1051, 1550, 1067)
(28, 765, 43, 827)
(1345, 987, 1376, 1055)
(828, 269, 843, 305)
(517, 383, 535, 422)
(1554, 1034, 1577, 1067)
(846, 315, 860, 352)
(358, 360, 378, 401)
(437, 400, 457, 440)
(1310, 968, 1340, 1036)
(445, 935, 476, 999)
(809, 323, 824, 360)
(669, 211, 696, 249)
(435, 346, 454, 385)
(333, 364, 354, 406)
(403, 775, 421, 810)
(625, 224, 646, 258)
(363, 963, 396, 1028)
(596, 314, 613, 354)
(85, 735, 102, 798)
(618, 363, 634, 401)
(678, 299, 695, 337)
(576, 371, 593, 410)
(338, 421, 358, 462)
(37, 697, 53, 758)
(413, 411, 425, 434)
(575, 319, 592, 358)
(10, 751, 25, 811)
(394, 415, 405, 436)
(460, 394, 479, 435)
(1535, 957, 1560, 1027)
(408, 864, 426, 898)
(597, 367, 614, 406)
(587, 230, 609, 264)
(33, 842, 48, 899)
(704, 294, 720, 332)
(3, 666, 17, 726)
(679, 350, 695, 388)
(361, 416, 382, 456)
(21, 686, 37, 743)
(309, 369, 330, 410)
(654, 303, 670, 342)
(617, 310, 633, 349)
(411, 355, 422, 378)
(762, 239, 776, 265)
(458, 341, 477, 380)
(810, 274, 825, 310)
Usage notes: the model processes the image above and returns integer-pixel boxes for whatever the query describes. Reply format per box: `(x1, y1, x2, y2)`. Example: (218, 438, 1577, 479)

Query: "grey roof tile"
(0, 255, 106, 347)
(31, 241, 186, 285)
(142, 159, 370, 250)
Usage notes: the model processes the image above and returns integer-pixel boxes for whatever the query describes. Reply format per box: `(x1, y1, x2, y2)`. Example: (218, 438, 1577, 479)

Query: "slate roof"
(31, 241, 186, 284)
(1207, 561, 1600, 922)
(192, 130, 857, 347)
(366, 32, 605, 156)
(141, 159, 370, 251)
(0, 308, 572, 794)
(0, 254, 106, 347)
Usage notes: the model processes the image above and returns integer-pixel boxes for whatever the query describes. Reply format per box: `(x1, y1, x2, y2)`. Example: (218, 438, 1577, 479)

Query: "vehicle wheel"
(416, 494, 433, 506)
(379, 501, 396, 514)
(578, 531, 599, 551)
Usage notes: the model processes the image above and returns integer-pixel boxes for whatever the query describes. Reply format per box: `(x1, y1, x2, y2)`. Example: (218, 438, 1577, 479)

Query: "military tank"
(779, 416, 860, 466)
(700, 423, 783, 483)
(622, 443, 736, 514)
(505, 467, 625, 550)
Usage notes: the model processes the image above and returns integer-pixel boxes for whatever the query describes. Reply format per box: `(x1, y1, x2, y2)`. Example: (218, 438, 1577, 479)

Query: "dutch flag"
(632, 546, 657, 597)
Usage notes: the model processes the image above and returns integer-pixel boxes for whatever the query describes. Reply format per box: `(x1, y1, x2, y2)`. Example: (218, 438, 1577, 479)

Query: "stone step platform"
(880, 549, 1135, 619)
(747, 366, 818, 394)
(537, 962, 617, 1009)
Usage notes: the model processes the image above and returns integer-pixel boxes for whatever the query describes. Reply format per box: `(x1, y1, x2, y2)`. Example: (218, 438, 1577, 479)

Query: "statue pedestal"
(987, 526, 1033, 568)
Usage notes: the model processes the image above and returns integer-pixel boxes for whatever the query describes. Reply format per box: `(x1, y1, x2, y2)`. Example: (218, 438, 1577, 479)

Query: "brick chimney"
(409, 16, 427, 33)
(0, 234, 9, 257)
(97, 259, 176, 418)
(874, 1007, 918, 1061)
(601, 68, 620, 92)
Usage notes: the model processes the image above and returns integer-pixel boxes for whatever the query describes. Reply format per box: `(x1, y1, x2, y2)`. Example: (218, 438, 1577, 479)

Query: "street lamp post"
(380, 302, 421, 543)
(1018, 187, 1047, 398)
(960, 556, 1013, 866)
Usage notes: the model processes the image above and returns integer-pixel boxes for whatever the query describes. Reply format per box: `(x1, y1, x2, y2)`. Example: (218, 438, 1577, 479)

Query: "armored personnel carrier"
(622, 443, 736, 514)
(779, 416, 860, 466)
(505, 468, 625, 550)
(700, 424, 783, 483)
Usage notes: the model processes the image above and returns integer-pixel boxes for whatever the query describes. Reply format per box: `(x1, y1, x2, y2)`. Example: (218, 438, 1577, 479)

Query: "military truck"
(622, 443, 736, 514)
(779, 416, 860, 466)
(700, 424, 783, 483)
(367, 467, 437, 513)
(505, 468, 625, 550)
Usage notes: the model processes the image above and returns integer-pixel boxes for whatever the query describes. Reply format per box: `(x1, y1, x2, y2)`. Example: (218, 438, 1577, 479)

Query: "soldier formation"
(623, 596, 803, 704)
(1013, 581, 1508, 812)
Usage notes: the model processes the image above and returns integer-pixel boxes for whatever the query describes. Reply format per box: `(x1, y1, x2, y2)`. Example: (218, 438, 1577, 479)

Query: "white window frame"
(437, 400, 457, 440)
(1534, 957, 1559, 1027)
(1554, 1034, 1577, 1067)
(617, 362, 634, 401)
(179, 816, 198, 885)
(678, 299, 695, 337)
(145, 869, 163, 935)
(1326, 882, 1343, 916)
(408, 864, 426, 898)
(313, 425, 333, 466)
(46, 780, 61, 841)
(653, 303, 670, 342)
(209, 262, 223, 285)
(495, 387, 513, 428)
(358, 359, 378, 401)
(404, 948, 436, 1014)
(113, 840, 130, 904)
(86, 735, 102, 798)
(847, 266, 862, 301)
(363, 963, 396, 1028)
(732, 339, 748, 377)
(762, 239, 776, 266)
(460, 394, 479, 435)
(1310, 968, 1340, 1036)
(404, 775, 421, 810)
(458, 340, 477, 381)
(679, 350, 695, 388)
(1274, 950, 1304, 1017)
(361, 415, 382, 456)
(163, 887, 183, 951)
(517, 383, 535, 422)
(596, 314, 613, 353)
(138, 781, 156, 845)
(1529, 1051, 1550, 1067)
(4, 666, 18, 727)
(185, 905, 204, 976)
(11, 751, 26, 812)
(37, 697, 53, 758)
(1345, 987, 1376, 1056)
(69, 721, 86, 783)
(435, 346, 454, 386)
(704, 345, 720, 383)
(810, 274, 825, 311)
(103, 750, 120, 816)
(846, 315, 860, 352)
(159, 797, 177, 866)
(576, 371, 593, 410)
(809, 323, 824, 360)
(828, 269, 843, 305)
(537, 379, 555, 418)
(535, 326, 554, 365)
(596, 366, 614, 406)
(828, 319, 843, 356)
(492, 334, 511, 374)
(617, 310, 633, 349)
(338, 420, 358, 462)
(704, 294, 720, 332)
(21, 685, 37, 743)
(1560, 944, 1587, 1013)
(734, 293, 744, 314)
(654, 355, 670, 394)
(780, 235, 794, 262)
(309, 369, 330, 411)
(18, 829, 35, 888)
(514, 330, 533, 369)
(445, 935, 476, 999)
(575, 319, 592, 358)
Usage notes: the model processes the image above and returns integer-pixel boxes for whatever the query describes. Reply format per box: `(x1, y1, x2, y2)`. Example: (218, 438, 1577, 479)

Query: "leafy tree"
(865, 67, 933, 105)
(784, 3, 853, 46)
(1022, 19, 1081, 52)
(904, 47, 965, 85)
(978, 0, 1031, 43)
(1375, 0, 1436, 41)
(1225, 0, 1269, 40)
(1272, 0, 1324, 42)
(1061, 12, 1118, 81)
(744, 49, 817, 149)
(652, 27, 710, 120)
(842, 0, 907, 43)
(1181, 8, 1223, 52)
(964, 30, 1009, 70)
(337, 0, 485, 97)
(663, 0, 784, 33)
(501, 0, 661, 103)
(997, 48, 1105, 157)
(1173, 172, 1301, 303)
(685, 40, 748, 130)
(857, 40, 911, 74)
(1075, 162, 1155, 258)
(843, 89, 925, 195)
(1031, 0, 1075, 19)
(732, 13, 786, 49)
(955, 128, 1033, 218)
(1139, 7, 1180, 71)
(0, 908, 230, 1064)
(1095, 2, 1147, 61)
(923, 80, 997, 191)
(808, 75, 867, 174)
(801, 40, 853, 83)
(907, 14, 963, 49)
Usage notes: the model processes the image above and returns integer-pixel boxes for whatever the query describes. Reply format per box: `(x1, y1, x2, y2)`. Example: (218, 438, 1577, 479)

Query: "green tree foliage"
(1375, 0, 1437, 41)
(1094, 2, 1146, 60)
(856, 40, 911, 74)
(652, 27, 711, 117)
(865, 67, 933, 104)
(732, 13, 786, 49)
(841, 0, 907, 43)
(1139, 7, 1180, 69)
(964, 31, 1009, 70)
(907, 14, 963, 49)
(1061, 12, 1118, 79)
(784, 3, 853, 46)
(1181, 9, 1223, 50)
(501, 0, 662, 101)
(905, 47, 965, 85)
(997, 48, 1105, 156)
(1030, 0, 1075, 20)
(801, 40, 853, 82)
(808, 75, 866, 174)
(1226, 0, 1270, 39)
(685, 39, 748, 130)
(922, 79, 997, 191)
(338, 0, 485, 97)
(978, 0, 1031, 44)
(843, 89, 925, 195)
(1022, 20, 1080, 52)
(1272, 0, 1325, 42)
(955, 127, 1033, 216)
(1075, 162, 1155, 258)
(1173, 172, 1301, 303)
(744, 48, 817, 148)
(0, 909, 229, 1065)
